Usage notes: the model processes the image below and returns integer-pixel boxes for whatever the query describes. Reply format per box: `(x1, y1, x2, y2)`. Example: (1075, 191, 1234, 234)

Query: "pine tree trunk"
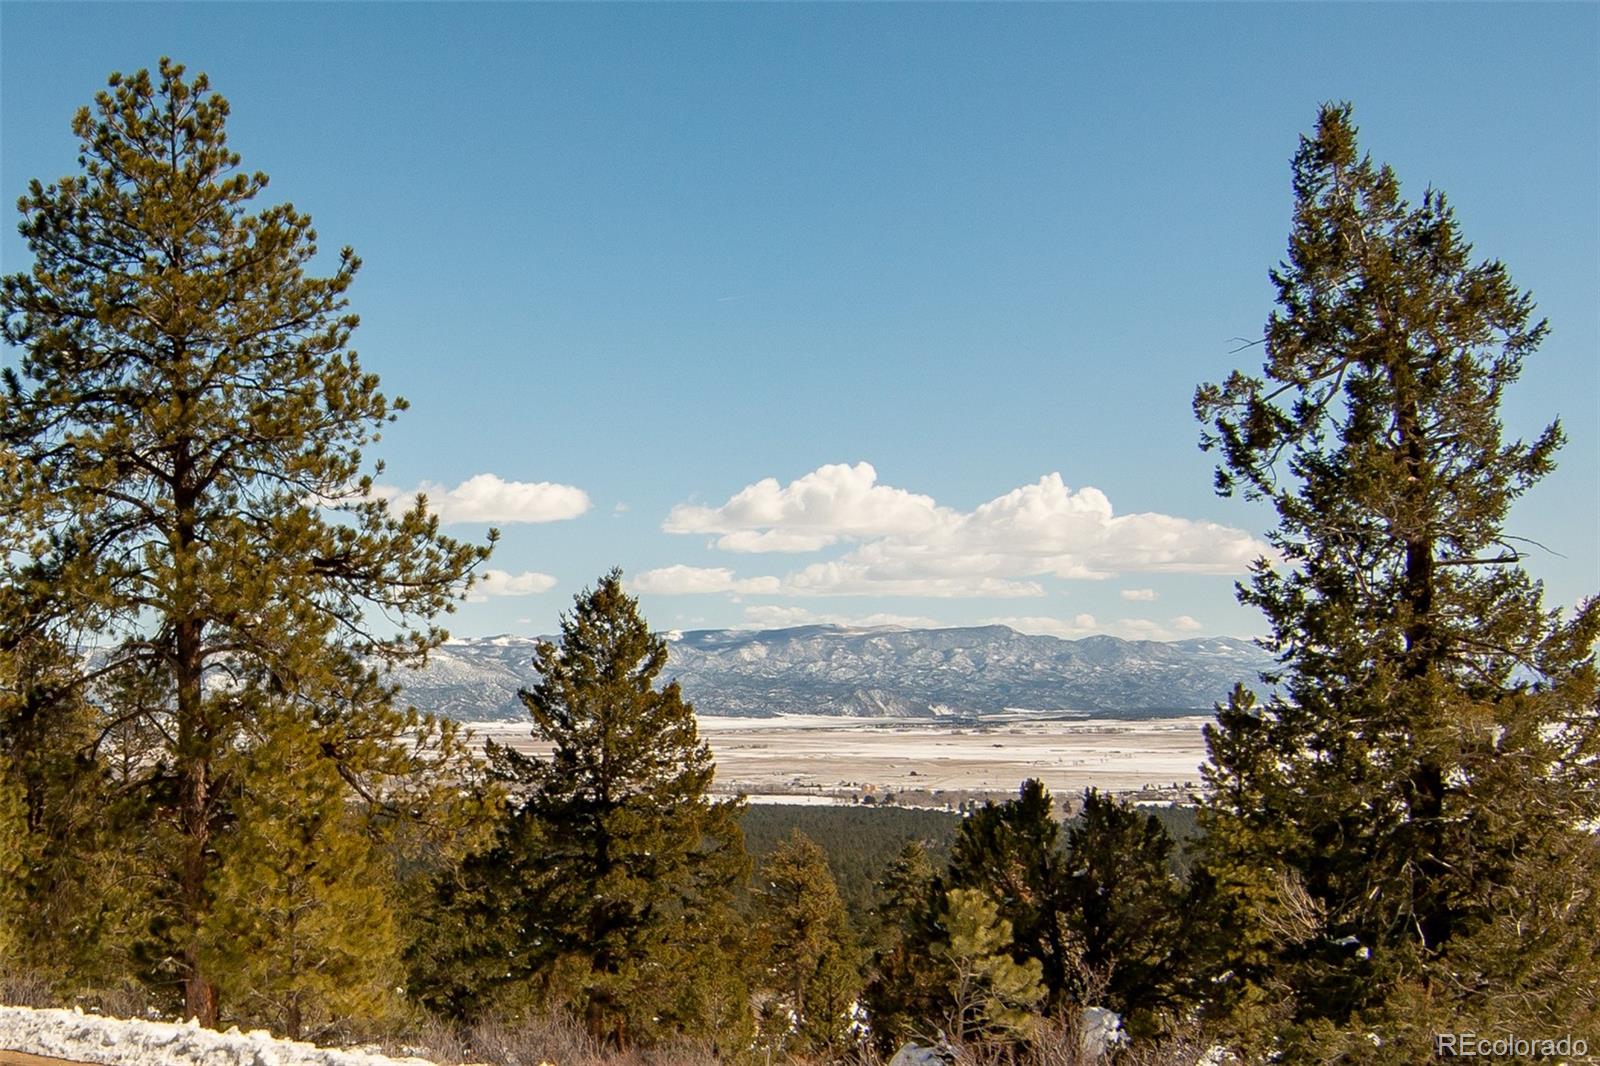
(177, 614, 218, 1027)
(1394, 370, 1452, 952)
(174, 453, 219, 1028)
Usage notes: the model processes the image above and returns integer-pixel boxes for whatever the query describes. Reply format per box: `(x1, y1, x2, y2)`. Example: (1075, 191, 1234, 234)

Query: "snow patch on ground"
(0, 1006, 438, 1065)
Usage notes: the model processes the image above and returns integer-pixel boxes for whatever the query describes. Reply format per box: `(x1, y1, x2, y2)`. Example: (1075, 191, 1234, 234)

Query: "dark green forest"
(3, 62, 1596, 1066)
(738, 804, 1200, 925)
(740, 806, 961, 922)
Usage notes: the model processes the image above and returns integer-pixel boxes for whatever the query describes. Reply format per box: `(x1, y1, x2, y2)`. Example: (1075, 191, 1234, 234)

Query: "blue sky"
(3, 3, 1596, 641)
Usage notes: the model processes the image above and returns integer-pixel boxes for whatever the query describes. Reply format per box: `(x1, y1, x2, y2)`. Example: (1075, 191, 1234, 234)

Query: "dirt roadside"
(1, 1050, 96, 1066)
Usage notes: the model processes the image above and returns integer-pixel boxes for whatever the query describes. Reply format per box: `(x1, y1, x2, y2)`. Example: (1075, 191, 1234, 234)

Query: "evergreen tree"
(1059, 789, 1184, 1035)
(753, 830, 864, 1059)
(936, 889, 1044, 1044)
(866, 786, 1066, 1053)
(861, 841, 945, 1053)
(945, 780, 1071, 1006)
(203, 708, 403, 1040)
(437, 570, 749, 1045)
(0, 632, 113, 985)
(404, 776, 548, 1022)
(0, 60, 491, 1025)
(937, 780, 1187, 1035)
(1193, 103, 1600, 1057)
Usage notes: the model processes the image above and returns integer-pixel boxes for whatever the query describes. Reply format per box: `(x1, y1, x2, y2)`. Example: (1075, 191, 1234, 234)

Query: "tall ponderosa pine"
(1194, 104, 1600, 1056)
(453, 571, 748, 1044)
(0, 61, 491, 1025)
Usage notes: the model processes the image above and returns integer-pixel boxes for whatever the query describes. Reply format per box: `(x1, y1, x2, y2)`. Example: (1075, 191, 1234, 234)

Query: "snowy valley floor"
(473, 714, 1215, 803)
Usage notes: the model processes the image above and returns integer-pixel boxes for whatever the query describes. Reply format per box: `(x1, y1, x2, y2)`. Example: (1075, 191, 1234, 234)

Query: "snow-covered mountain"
(389, 625, 1276, 723)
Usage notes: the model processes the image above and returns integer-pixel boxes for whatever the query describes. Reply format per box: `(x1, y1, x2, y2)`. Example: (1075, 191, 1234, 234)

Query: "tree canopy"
(752, 830, 863, 1058)
(417, 570, 749, 1046)
(1194, 103, 1600, 1057)
(0, 59, 492, 1026)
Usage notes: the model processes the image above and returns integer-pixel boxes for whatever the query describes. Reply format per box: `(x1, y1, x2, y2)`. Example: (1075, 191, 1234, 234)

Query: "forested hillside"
(739, 806, 962, 920)
(737, 803, 1201, 922)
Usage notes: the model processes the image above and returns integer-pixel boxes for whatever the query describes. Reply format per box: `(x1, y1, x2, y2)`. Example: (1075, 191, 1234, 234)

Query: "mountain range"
(388, 624, 1277, 723)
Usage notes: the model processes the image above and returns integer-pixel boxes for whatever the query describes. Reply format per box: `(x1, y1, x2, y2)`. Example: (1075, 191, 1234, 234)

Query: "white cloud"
(987, 613, 1213, 642)
(1121, 587, 1159, 601)
(949, 474, 1263, 578)
(630, 565, 782, 596)
(782, 562, 1046, 599)
(984, 614, 1103, 639)
(665, 462, 944, 551)
(468, 569, 559, 601)
(739, 605, 941, 630)
(374, 473, 590, 524)
(713, 529, 841, 553)
(663, 465, 1267, 597)
(629, 560, 1042, 600)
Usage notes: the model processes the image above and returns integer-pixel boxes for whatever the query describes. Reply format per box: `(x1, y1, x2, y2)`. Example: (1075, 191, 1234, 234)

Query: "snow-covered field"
(471, 714, 1214, 800)
(0, 1007, 438, 1066)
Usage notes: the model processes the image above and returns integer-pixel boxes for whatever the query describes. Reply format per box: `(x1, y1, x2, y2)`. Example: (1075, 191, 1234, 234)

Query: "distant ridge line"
(408, 623, 1276, 724)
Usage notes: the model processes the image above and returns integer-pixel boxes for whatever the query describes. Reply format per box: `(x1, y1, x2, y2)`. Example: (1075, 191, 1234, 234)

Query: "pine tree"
(861, 841, 945, 1053)
(1193, 103, 1600, 1056)
(753, 830, 864, 1059)
(936, 888, 1045, 1044)
(0, 60, 491, 1025)
(443, 570, 748, 1044)
(945, 780, 1072, 1007)
(1059, 789, 1184, 1035)
(203, 708, 403, 1040)
(0, 633, 104, 983)
(404, 779, 548, 1021)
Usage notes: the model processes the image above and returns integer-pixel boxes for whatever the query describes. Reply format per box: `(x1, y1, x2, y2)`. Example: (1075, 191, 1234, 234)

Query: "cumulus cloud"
(468, 569, 559, 601)
(987, 613, 1212, 642)
(985, 614, 1103, 639)
(631, 562, 1041, 601)
(740, 605, 941, 630)
(1121, 588, 1159, 601)
(663, 464, 1267, 597)
(630, 565, 782, 596)
(950, 474, 1263, 578)
(782, 562, 1045, 599)
(374, 473, 590, 524)
(713, 529, 842, 553)
(665, 462, 944, 551)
